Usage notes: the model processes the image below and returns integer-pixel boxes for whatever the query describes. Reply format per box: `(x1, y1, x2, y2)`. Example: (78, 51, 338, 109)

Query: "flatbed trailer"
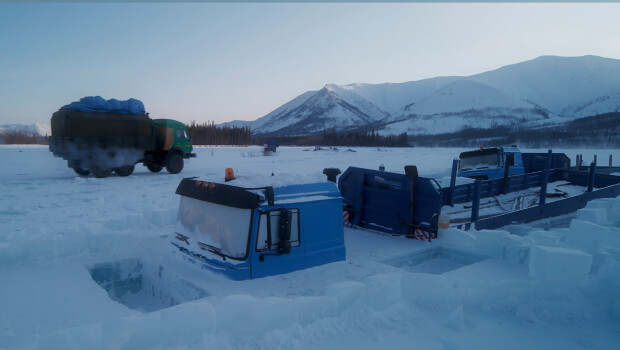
(339, 160, 620, 238)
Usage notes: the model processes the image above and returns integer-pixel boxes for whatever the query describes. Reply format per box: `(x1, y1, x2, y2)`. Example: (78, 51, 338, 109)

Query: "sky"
(1, 3, 619, 126)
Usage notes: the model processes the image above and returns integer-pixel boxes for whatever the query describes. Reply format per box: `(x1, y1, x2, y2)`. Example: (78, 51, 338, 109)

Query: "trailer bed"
(339, 164, 620, 236)
(442, 181, 586, 224)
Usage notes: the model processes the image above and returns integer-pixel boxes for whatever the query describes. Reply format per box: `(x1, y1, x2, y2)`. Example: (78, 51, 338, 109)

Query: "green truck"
(48, 97, 196, 178)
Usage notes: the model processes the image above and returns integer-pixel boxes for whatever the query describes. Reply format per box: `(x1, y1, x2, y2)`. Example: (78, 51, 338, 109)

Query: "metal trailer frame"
(339, 158, 620, 237)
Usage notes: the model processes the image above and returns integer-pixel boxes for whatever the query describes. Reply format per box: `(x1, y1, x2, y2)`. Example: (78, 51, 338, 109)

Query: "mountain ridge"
(228, 55, 620, 137)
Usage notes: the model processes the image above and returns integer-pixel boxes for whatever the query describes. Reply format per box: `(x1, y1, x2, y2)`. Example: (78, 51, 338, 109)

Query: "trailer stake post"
(587, 161, 596, 192)
(471, 180, 481, 223)
(449, 158, 458, 207)
(503, 153, 512, 195)
(540, 150, 552, 206)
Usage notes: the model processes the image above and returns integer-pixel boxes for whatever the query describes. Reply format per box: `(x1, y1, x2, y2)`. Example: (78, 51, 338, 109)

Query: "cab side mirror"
(507, 153, 515, 166)
(277, 209, 292, 254)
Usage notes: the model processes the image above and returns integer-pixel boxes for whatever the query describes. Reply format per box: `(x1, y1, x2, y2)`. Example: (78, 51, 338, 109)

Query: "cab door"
(172, 127, 193, 154)
(250, 208, 305, 279)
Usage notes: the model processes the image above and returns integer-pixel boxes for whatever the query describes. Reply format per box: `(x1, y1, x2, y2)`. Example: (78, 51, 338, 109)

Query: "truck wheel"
(146, 163, 163, 173)
(73, 166, 91, 176)
(165, 152, 184, 174)
(92, 167, 112, 178)
(114, 165, 135, 177)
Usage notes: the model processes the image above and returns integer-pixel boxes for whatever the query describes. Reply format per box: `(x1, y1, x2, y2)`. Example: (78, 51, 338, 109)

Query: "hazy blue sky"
(1, 3, 619, 125)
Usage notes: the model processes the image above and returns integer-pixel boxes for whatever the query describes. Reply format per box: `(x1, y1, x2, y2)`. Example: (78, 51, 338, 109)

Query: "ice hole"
(382, 247, 488, 274)
(88, 258, 209, 313)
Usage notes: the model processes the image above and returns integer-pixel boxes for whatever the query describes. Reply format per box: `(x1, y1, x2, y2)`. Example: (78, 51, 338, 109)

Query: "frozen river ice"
(1, 145, 619, 349)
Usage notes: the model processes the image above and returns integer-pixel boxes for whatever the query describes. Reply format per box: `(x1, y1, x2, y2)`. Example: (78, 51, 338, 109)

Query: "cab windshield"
(176, 196, 252, 259)
(459, 149, 499, 171)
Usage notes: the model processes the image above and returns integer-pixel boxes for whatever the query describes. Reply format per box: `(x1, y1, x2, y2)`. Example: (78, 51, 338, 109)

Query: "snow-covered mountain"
(0, 123, 51, 137)
(234, 55, 620, 136)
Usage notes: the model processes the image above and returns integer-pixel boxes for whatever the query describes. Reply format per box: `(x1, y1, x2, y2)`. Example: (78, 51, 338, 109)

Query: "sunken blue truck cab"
(457, 146, 525, 180)
(458, 146, 571, 180)
(171, 179, 346, 280)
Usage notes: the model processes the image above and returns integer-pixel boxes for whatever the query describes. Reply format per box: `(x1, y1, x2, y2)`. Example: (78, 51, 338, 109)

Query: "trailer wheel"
(92, 167, 112, 178)
(73, 166, 91, 176)
(146, 163, 163, 173)
(114, 165, 135, 177)
(165, 152, 184, 174)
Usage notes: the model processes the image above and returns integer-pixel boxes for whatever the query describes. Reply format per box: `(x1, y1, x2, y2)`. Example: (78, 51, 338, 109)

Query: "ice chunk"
(576, 208, 608, 225)
(38, 323, 101, 350)
(215, 295, 260, 331)
(528, 245, 592, 288)
(445, 305, 465, 331)
(528, 230, 561, 246)
(444, 258, 529, 283)
(215, 295, 297, 334)
(595, 257, 620, 291)
(401, 273, 458, 308)
(363, 273, 402, 310)
(472, 229, 526, 262)
(612, 197, 620, 226)
(438, 228, 477, 248)
(585, 198, 616, 223)
(120, 301, 216, 349)
(251, 297, 298, 333)
(613, 299, 620, 321)
(295, 296, 339, 326)
(515, 303, 538, 324)
(567, 219, 611, 254)
(325, 281, 367, 312)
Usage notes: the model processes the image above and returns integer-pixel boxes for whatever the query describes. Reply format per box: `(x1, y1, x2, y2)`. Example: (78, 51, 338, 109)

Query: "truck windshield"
(176, 196, 252, 259)
(459, 150, 499, 171)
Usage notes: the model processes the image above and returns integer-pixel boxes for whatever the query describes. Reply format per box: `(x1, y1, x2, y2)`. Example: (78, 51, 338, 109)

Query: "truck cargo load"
(60, 96, 146, 115)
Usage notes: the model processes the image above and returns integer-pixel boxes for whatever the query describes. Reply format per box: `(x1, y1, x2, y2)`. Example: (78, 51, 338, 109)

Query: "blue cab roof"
(175, 179, 341, 209)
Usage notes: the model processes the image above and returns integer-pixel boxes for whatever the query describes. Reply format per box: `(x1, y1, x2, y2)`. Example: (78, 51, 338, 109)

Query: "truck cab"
(152, 119, 193, 155)
(171, 179, 346, 280)
(457, 146, 524, 180)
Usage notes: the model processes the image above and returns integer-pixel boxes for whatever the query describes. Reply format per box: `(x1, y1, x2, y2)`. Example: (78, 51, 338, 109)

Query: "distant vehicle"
(172, 179, 346, 280)
(264, 140, 279, 155)
(457, 146, 570, 180)
(49, 96, 195, 178)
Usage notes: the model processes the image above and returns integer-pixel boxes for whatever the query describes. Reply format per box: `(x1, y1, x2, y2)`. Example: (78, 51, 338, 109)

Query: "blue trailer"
(171, 179, 346, 280)
(338, 166, 443, 240)
(339, 154, 620, 237)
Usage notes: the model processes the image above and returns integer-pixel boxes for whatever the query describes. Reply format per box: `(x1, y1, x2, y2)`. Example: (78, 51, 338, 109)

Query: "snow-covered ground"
(1, 145, 619, 350)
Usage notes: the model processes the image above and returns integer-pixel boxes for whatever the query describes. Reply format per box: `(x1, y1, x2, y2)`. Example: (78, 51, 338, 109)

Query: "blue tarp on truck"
(60, 96, 146, 115)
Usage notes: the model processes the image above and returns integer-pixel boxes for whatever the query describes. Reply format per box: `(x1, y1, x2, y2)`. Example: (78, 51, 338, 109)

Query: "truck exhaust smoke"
(67, 144, 143, 170)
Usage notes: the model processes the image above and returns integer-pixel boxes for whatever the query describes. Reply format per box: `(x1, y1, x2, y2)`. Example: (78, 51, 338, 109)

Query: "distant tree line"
(320, 129, 409, 147)
(409, 112, 620, 148)
(187, 121, 252, 146)
(0, 130, 48, 145)
(253, 129, 409, 147)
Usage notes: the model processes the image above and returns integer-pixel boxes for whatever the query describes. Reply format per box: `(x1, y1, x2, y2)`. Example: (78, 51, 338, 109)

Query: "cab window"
(175, 129, 188, 139)
(256, 209, 300, 252)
